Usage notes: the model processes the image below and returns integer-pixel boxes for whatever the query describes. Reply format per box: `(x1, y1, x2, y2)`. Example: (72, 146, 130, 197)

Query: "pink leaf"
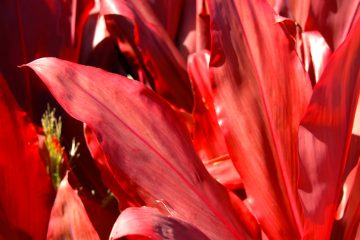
(298, 19, 360, 239)
(206, 0, 312, 238)
(47, 174, 100, 239)
(302, 31, 332, 85)
(110, 207, 210, 240)
(26, 58, 257, 240)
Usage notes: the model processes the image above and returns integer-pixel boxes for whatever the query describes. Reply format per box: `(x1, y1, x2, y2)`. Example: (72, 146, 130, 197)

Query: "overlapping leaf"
(298, 19, 360, 239)
(302, 31, 331, 85)
(206, 0, 312, 238)
(308, 0, 360, 50)
(188, 50, 241, 189)
(26, 58, 258, 240)
(101, 0, 193, 112)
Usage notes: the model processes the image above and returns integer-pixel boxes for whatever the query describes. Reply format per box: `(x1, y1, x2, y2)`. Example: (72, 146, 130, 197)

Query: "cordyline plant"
(0, 0, 359, 239)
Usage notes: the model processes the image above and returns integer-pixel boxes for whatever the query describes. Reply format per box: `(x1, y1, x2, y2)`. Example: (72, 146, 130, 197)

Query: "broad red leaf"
(47, 174, 100, 239)
(101, 0, 193, 112)
(26, 58, 258, 240)
(0, 74, 54, 239)
(308, 0, 360, 50)
(206, 0, 312, 238)
(188, 50, 227, 160)
(298, 19, 360, 239)
(188, 50, 241, 189)
(110, 207, 210, 240)
(302, 31, 332, 85)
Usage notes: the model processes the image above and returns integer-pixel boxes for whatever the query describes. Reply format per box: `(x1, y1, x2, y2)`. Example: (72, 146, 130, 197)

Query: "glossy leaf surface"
(206, 0, 312, 238)
(298, 19, 360, 240)
(188, 50, 241, 189)
(26, 58, 256, 240)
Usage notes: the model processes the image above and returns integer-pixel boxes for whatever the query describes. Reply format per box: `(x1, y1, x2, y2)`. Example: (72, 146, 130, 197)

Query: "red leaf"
(26, 58, 257, 240)
(0, 74, 54, 239)
(110, 207, 210, 240)
(188, 50, 241, 189)
(101, 0, 193, 112)
(47, 174, 100, 239)
(298, 19, 360, 239)
(308, 0, 360, 50)
(206, 0, 312, 238)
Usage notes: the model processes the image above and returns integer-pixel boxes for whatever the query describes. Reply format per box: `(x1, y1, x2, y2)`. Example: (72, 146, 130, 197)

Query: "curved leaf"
(298, 19, 360, 239)
(26, 58, 256, 240)
(110, 207, 210, 240)
(188, 50, 241, 189)
(206, 0, 312, 238)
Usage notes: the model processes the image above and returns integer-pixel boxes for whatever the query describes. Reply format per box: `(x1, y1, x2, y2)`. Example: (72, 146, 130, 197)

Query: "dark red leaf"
(47, 174, 100, 239)
(0, 74, 54, 239)
(147, 0, 184, 41)
(206, 0, 312, 238)
(195, 0, 211, 51)
(80, 195, 119, 240)
(26, 58, 257, 240)
(110, 207, 210, 240)
(298, 19, 360, 239)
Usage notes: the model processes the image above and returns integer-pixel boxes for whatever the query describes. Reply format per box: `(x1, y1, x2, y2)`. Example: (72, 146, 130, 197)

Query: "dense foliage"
(0, 0, 359, 239)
